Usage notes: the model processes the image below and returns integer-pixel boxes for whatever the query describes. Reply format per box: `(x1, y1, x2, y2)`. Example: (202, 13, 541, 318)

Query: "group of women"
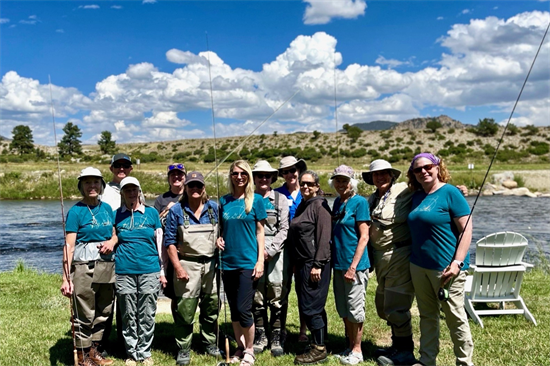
(61, 152, 474, 366)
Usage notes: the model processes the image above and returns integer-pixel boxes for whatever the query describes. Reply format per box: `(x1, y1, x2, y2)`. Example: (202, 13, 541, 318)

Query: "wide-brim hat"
(77, 167, 106, 191)
(362, 159, 401, 185)
(185, 171, 205, 186)
(252, 160, 279, 184)
(331, 165, 354, 180)
(278, 156, 307, 177)
(120, 176, 141, 190)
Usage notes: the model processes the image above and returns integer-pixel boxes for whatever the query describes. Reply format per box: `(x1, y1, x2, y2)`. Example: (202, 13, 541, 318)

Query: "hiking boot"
(205, 343, 222, 357)
(294, 344, 327, 365)
(340, 351, 363, 365)
(374, 346, 396, 358)
(377, 349, 417, 366)
(176, 350, 190, 365)
(89, 343, 114, 366)
(77, 350, 99, 366)
(253, 327, 268, 354)
(270, 329, 284, 357)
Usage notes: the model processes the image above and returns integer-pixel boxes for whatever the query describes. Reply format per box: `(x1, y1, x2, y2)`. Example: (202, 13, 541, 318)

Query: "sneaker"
(270, 329, 284, 357)
(176, 350, 191, 366)
(374, 346, 396, 359)
(253, 327, 268, 354)
(205, 344, 222, 357)
(142, 357, 154, 366)
(377, 349, 417, 366)
(294, 344, 327, 365)
(340, 351, 363, 365)
(125, 359, 137, 366)
(334, 348, 351, 360)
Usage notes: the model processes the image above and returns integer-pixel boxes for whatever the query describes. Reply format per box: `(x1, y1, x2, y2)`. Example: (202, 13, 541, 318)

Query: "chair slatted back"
(475, 232, 528, 266)
(471, 268, 524, 300)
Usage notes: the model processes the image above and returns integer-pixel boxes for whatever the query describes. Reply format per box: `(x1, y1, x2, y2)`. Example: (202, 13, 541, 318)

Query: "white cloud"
(142, 0, 157, 3)
(303, 0, 366, 25)
(111, 5, 123, 9)
(0, 18, 9, 24)
(19, 19, 38, 25)
(2, 11, 549, 145)
(79, 5, 100, 9)
(437, 16, 444, 21)
(56, 29, 64, 33)
(461, 9, 471, 15)
(29, 15, 37, 19)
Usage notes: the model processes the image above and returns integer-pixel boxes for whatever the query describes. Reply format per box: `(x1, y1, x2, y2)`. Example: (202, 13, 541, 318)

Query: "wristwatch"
(453, 259, 465, 269)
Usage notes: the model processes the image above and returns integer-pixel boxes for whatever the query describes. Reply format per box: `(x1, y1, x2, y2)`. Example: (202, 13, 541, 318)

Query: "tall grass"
(1, 263, 548, 365)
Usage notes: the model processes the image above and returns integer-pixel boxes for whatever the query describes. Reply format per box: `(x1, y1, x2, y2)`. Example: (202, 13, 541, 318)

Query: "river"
(1, 196, 549, 273)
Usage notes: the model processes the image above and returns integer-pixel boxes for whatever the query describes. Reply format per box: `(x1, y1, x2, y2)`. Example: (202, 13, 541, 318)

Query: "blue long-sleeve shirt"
(164, 200, 219, 247)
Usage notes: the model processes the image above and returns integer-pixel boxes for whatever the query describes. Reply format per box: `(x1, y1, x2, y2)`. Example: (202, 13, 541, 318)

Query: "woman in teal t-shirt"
(407, 153, 474, 366)
(114, 177, 166, 366)
(216, 160, 267, 366)
(60, 167, 117, 366)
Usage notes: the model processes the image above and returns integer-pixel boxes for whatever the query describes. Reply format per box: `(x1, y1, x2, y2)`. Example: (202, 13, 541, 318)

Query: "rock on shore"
(474, 171, 550, 197)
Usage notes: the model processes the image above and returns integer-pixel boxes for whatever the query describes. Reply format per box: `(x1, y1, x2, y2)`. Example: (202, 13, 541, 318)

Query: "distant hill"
(0, 135, 11, 142)
(393, 115, 466, 130)
(352, 120, 398, 131)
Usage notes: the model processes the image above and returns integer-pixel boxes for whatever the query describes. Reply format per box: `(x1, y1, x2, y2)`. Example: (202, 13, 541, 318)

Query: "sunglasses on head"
(412, 164, 437, 174)
(113, 162, 131, 169)
(187, 182, 204, 189)
(255, 173, 272, 180)
(168, 163, 185, 171)
(282, 167, 297, 175)
(300, 180, 316, 188)
(231, 171, 249, 177)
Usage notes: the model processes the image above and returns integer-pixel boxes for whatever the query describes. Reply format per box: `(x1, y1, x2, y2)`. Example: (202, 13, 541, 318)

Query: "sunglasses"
(281, 167, 297, 175)
(231, 171, 249, 177)
(300, 181, 316, 188)
(254, 173, 273, 180)
(168, 163, 185, 171)
(187, 182, 204, 189)
(412, 164, 437, 174)
(113, 163, 131, 169)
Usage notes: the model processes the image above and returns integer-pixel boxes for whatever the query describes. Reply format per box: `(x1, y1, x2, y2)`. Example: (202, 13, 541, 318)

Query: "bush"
(528, 141, 549, 156)
(473, 118, 499, 137)
(521, 125, 539, 136)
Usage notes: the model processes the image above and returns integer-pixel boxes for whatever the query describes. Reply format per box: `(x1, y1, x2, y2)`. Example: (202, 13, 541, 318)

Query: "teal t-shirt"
(220, 193, 267, 271)
(114, 206, 162, 275)
(408, 184, 471, 271)
(332, 194, 371, 271)
(66, 201, 114, 243)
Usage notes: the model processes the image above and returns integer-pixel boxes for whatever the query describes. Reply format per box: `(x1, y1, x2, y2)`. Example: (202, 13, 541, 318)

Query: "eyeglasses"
(300, 181, 316, 188)
(113, 163, 132, 169)
(231, 171, 249, 177)
(254, 173, 272, 180)
(187, 182, 204, 189)
(412, 164, 437, 174)
(281, 167, 297, 175)
(168, 163, 185, 172)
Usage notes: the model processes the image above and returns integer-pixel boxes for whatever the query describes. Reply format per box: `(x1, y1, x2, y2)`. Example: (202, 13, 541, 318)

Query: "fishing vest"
(264, 191, 281, 244)
(73, 241, 114, 263)
(177, 206, 218, 258)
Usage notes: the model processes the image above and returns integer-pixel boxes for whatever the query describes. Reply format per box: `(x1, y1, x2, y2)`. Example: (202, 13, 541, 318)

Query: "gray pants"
(373, 246, 414, 337)
(253, 250, 289, 329)
(72, 262, 115, 348)
(116, 272, 160, 361)
(410, 263, 474, 366)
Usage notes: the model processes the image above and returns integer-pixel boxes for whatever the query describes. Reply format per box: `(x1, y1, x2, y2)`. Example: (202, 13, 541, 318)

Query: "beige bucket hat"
(362, 159, 401, 185)
(252, 160, 279, 184)
(278, 156, 307, 177)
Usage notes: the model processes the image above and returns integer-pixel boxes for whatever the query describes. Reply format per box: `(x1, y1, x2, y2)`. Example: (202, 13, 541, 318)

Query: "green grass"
(1, 263, 548, 365)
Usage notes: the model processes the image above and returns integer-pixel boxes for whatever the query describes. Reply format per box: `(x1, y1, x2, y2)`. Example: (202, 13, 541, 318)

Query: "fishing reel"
(438, 287, 450, 301)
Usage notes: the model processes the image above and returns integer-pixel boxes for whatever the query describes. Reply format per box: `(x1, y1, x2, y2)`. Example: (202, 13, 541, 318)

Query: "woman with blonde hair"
(216, 160, 267, 366)
(407, 153, 474, 366)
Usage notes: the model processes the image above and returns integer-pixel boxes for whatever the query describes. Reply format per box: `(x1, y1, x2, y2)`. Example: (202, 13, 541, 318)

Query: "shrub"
(521, 125, 539, 136)
(448, 128, 456, 134)
(426, 119, 442, 133)
(527, 141, 549, 156)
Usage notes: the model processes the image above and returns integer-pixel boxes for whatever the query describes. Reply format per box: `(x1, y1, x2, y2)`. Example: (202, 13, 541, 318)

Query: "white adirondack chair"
(464, 231, 537, 328)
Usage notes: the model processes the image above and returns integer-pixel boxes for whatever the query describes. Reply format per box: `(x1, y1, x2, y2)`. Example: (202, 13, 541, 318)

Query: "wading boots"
(77, 349, 99, 366)
(270, 328, 284, 357)
(89, 342, 114, 366)
(294, 343, 327, 365)
(253, 327, 268, 353)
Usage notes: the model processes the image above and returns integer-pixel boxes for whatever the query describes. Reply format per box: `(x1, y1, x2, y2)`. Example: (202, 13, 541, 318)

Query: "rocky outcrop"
(393, 115, 467, 130)
(475, 174, 545, 197)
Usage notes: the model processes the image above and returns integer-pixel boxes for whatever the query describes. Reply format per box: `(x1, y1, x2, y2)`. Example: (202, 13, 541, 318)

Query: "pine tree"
(58, 122, 83, 157)
(98, 131, 116, 154)
(10, 125, 35, 155)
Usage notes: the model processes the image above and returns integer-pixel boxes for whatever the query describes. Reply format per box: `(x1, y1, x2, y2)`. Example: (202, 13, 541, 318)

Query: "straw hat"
(252, 160, 279, 184)
(278, 156, 307, 177)
(362, 159, 401, 185)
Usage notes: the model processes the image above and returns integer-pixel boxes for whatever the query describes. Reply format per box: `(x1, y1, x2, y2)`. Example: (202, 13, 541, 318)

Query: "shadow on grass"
(49, 335, 75, 366)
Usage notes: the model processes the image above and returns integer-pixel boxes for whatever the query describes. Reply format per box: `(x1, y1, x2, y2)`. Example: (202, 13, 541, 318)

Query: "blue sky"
(1, 1, 549, 145)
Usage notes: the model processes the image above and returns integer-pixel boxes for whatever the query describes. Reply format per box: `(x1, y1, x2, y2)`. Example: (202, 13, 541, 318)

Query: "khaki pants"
(71, 262, 115, 348)
(410, 263, 474, 366)
(373, 246, 414, 337)
(173, 257, 218, 351)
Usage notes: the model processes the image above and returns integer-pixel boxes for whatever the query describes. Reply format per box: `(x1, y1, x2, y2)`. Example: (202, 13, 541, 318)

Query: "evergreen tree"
(97, 131, 116, 154)
(58, 122, 83, 157)
(426, 118, 442, 133)
(475, 118, 499, 137)
(10, 125, 35, 155)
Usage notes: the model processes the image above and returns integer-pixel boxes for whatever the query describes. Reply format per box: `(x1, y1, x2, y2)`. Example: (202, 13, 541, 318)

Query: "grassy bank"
(1, 263, 548, 365)
(1, 161, 549, 200)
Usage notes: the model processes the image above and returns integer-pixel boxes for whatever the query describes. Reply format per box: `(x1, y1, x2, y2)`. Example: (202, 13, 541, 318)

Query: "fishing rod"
(204, 89, 300, 180)
(333, 52, 340, 166)
(49, 76, 79, 366)
(442, 20, 550, 289)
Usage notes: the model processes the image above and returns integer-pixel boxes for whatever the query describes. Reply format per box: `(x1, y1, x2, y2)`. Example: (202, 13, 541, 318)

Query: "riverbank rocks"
(502, 180, 518, 189)
(492, 171, 514, 185)
(479, 181, 543, 197)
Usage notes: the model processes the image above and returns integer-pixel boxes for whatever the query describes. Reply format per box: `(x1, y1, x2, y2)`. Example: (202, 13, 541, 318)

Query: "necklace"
(86, 202, 100, 226)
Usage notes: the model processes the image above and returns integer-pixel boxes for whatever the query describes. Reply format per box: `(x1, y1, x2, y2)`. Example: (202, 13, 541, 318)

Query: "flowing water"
(1, 196, 549, 274)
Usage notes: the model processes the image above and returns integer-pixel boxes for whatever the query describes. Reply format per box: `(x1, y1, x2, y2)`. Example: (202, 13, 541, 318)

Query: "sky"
(1, 0, 549, 146)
